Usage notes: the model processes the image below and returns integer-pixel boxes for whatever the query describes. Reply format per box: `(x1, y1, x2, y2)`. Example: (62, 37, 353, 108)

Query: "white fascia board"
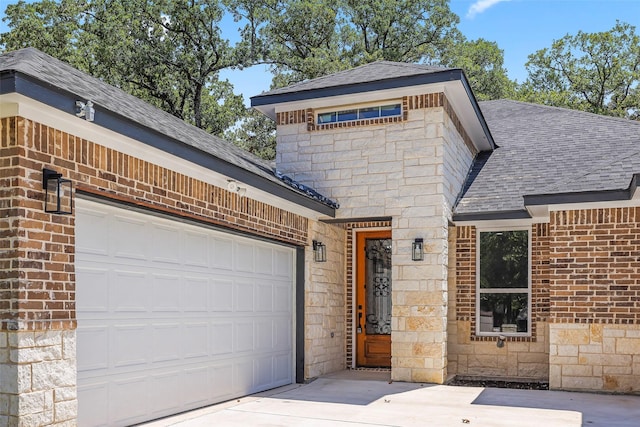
(523, 197, 640, 223)
(546, 198, 640, 212)
(1, 93, 327, 220)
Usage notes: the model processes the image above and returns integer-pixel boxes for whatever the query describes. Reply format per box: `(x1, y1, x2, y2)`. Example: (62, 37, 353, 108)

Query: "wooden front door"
(356, 230, 392, 367)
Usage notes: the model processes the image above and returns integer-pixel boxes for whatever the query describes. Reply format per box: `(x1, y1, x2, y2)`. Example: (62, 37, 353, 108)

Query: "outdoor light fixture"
(312, 240, 327, 262)
(496, 335, 506, 348)
(227, 180, 247, 197)
(43, 168, 73, 214)
(411, 238, 424, 261)
(75, 100, 95, 122)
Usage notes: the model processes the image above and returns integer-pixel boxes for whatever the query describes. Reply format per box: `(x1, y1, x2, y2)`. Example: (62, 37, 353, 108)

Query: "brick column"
(1, 117, 77, 425)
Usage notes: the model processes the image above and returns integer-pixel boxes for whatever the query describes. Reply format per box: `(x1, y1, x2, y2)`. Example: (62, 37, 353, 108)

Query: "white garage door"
(75, 199, 295, 426)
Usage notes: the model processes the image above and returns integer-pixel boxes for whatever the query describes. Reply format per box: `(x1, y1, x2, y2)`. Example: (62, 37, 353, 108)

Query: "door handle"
(357, 312, 363, 334)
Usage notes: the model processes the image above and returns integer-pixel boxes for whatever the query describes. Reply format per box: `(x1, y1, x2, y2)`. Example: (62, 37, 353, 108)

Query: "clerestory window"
(317, 103, 402, 124)
(477, 229, 531, 336)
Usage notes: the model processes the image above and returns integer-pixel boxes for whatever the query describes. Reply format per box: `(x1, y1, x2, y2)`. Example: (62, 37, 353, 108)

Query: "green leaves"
(520, 21, 640, 120)
(1, 0, 245, 136)
(0, 0, 534, 159)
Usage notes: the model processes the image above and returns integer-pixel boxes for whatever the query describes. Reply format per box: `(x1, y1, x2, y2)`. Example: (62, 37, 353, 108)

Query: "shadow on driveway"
(472, 388, 640, 427)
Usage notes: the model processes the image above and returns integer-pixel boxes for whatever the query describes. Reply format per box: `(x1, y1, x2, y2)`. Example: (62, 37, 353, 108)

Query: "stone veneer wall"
(548, 208, 640, 393)
(0, 116, 310, 425)
(448, 225, 550, 381)
(304, 221, 347, 379)
(275, 92, 476, 383)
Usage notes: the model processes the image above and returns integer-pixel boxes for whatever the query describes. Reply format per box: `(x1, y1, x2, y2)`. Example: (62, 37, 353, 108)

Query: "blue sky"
(2, 0, 639, 104)
(220, 0, 640, 104)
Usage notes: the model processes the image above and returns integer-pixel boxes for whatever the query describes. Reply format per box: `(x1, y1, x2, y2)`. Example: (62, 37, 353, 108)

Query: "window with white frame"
(477, 229, 530, 335)
(317, 103, 402, 124)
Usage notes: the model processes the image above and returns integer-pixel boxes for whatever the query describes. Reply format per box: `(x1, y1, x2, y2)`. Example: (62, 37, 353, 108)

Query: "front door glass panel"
(365, 238, 392, 335)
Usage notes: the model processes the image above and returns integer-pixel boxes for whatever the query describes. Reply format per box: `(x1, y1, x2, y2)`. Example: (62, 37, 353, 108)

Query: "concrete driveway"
(141, 371, 640, 427)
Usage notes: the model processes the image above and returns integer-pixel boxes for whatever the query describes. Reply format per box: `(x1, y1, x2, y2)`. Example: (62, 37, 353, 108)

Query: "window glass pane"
(480, 230, 528, 289)
(337, 109, 357, 121)
(479, 293, 528, 333)
(358, 107, 380, 119)
(380, 104, 401, 117)
(318, 112, 336, 124)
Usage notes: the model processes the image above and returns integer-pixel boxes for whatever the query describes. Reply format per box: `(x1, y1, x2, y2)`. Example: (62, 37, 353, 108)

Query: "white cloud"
(466, 0, 511, 19)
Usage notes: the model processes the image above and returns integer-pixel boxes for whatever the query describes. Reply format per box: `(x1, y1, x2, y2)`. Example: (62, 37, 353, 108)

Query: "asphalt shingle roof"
(256, 61, 452, 97)
(456, 100, 640, 216)
(0, 48, 337, 210)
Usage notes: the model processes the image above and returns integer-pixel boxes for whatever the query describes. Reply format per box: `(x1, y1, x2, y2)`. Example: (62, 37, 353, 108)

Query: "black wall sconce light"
(312, 240, 327, 262)
(43, 168, 73, 214)
(411, 238, 424, 261)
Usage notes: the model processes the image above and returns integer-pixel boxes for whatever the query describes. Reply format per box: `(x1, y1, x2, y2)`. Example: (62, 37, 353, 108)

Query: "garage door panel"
(76, 266, 109, 312)
(149, 371, 183, 416)
(183, 276, 209, 312)
(256, 246, 274, 274)
(112, 270, 149, 312)
(111, 376, 149, 424)
(254, 356, 274, 390)
(274, 249, 293, 278)
(77, 199, 294, 426)
(184, 231, 208, 267)
(211, 279, 233, 312)
(151, 274, 181, 311)
(235, 242, 255, 272)
(274, 284, 292, 312)
(256, 319, 274, 351)
(274, 317, 292, 349)
(112, 215, 148, 260)
(210, 363, 234, 399)
(256, 283, 274, 312)
(182, 322, 209, 359)
(235, 321, 254, 353)
(211, 237, 233, 270)
(211, 322, 233, 355)
(112, 324, 149, 368)
(75, 208, 109, 256)
(77, 326, 109, 371)
(77, 382, 109, 427)
(152, 323, 181, 362)
(151, 223, 181, 264)
(234, 359, 254, 394)
(235, 281, 255, 312)
(274, 354, 292, 384)
(182, 366, 210, 406)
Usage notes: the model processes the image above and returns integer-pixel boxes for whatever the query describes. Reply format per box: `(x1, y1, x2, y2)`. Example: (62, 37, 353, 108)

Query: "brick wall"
(449, 226, 549, 380)
(548, 208, 640, 393)
(549, 208, 640, 324)
(0, 115, 312, 424)
(453, 225, 549, 342)
(1, 116, 309, 331)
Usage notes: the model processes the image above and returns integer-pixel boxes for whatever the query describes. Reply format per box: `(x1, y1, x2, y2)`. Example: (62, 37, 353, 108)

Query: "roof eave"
(2, 70, 336, 218)
(452, 209, 532, 222)
(523, 174, 639, 207)
(252, 68, 495, 152)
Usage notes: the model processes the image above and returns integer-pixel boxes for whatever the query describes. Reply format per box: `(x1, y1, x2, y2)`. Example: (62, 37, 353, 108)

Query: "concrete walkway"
(141, 371, 640, 427)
